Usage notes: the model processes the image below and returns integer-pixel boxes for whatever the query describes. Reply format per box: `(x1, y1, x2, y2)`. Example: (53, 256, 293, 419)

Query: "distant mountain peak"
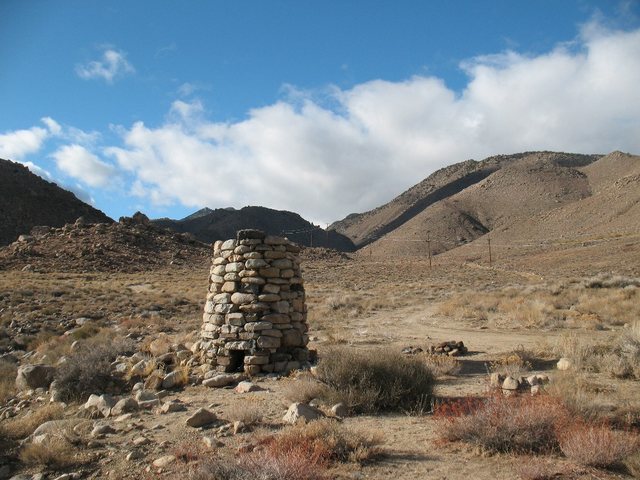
(181, 207, 215, 221)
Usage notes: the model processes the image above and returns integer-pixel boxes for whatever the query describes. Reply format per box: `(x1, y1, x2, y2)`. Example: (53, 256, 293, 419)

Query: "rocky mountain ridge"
(153, 206, 356, 251)
(0, 158, 112, 246)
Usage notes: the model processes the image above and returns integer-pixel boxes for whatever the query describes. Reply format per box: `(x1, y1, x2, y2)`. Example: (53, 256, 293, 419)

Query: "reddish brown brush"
(558, 421, 639, 468)
(435, 394, 570, 453)
(433, 396, 487, 418)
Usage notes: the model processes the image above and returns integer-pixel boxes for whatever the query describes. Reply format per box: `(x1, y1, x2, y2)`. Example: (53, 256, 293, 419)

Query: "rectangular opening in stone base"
(227, 350, 245, 373)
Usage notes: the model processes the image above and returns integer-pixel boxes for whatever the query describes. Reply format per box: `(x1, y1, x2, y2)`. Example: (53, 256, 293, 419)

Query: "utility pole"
(488, 237, 492, 267)
(427, 232, 432, 268)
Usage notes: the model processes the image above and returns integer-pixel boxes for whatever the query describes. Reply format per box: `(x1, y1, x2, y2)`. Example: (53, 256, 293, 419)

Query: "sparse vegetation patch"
(315, 347, 435, 414)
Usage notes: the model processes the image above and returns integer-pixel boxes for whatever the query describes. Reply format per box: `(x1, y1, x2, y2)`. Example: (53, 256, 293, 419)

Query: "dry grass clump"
(436, 279, 639, 330)
(625, 451, 640, 478)
(554, 326, 640, 380)
(421, 354, 461, 377)
(172, 439, 207, 464)
(0, 359, 17, 403)
(436, 288, 562, 329)
(0, 404, 65, 440)
(515, 458, 572, 480)
(226, 400, 264, 427)
(547, 373, 640, 427)
(315, 347, 435, 414)
(54, 336, 134, 401)
(282, 375, 329, 404)
(559, 422, 639, 468)
(435, 395, 569, 453)
(582, 274, 640, 289)
(489, 349, 534, 377)
(191, 450, 326, 480)
(19, 439, 78, 469)
(191, 419, 382, 480)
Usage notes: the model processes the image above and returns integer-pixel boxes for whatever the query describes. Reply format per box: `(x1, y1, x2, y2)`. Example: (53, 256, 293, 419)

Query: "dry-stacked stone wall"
(200, 229, 309, 375)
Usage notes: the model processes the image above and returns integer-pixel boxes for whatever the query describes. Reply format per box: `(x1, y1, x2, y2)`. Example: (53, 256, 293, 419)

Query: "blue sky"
(1, 1, 639, 224)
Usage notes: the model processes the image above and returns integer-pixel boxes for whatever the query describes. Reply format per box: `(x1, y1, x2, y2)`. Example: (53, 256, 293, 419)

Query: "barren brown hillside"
(330, 152, 599, 248)
(363, 152, 598, 257)
(440, 151, 640, 276)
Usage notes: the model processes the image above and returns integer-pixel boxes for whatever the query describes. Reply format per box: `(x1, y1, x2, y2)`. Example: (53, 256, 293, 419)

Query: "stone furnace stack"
(199, 229, 309, 375)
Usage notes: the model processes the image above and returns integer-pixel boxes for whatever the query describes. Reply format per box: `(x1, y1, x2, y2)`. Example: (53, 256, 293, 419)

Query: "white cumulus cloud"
(76, 48, 135, 84)
(52, 144, 118, 188)
(98, 24, 640, 223)
(0, 117, 62, 161)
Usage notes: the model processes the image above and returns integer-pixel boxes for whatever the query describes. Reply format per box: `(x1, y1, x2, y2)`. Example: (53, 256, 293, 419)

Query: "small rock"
(502, 376, 520, 391)
(557, 358, 572, 371)
(91, 424, 116, 437)
(531, 385, 542, 396)
(138, 399, 161, 410)
(283, 402, 323, 424)
(152, 455, 176, 468)
(234, 381, 265, 393)
(536, 374, 550, 384)
(202, 436, 224, 449)
(233, 421, 246, 434)
(126, 450, 144, 461)
(330, 403, 348, 417)
(130, 360, 152, 377)
(160, 399, 187, 414)
(113, 413, 134, 423)
(186, 408, 217, 428)
(135, 390, 159, 402)
(111, 397, 138, 416)
(526, 375, 540, 386)
(202, 373, 245, 388)
(162, 370, 186, 389)
(133, 436, 152, 446)
(490, 372, 505, 388)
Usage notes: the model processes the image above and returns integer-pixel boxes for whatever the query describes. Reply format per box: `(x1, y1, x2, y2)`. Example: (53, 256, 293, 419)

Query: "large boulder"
(15, 364, 56, 391)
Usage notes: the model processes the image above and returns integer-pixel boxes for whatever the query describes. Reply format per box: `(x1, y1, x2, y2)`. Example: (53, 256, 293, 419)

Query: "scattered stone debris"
(429, 340, 468, 357)
(0, 212, 209, 273)
(401, 346, 424, 355)
(490, 372, 550, 395)
(403, 341, 469, 357)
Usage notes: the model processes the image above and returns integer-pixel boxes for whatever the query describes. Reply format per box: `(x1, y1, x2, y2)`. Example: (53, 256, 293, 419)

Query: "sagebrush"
(315, 347, 435, 414)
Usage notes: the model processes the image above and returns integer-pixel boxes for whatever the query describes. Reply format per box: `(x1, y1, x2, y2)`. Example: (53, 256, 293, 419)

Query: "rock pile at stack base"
(199, 229, 309, 375)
